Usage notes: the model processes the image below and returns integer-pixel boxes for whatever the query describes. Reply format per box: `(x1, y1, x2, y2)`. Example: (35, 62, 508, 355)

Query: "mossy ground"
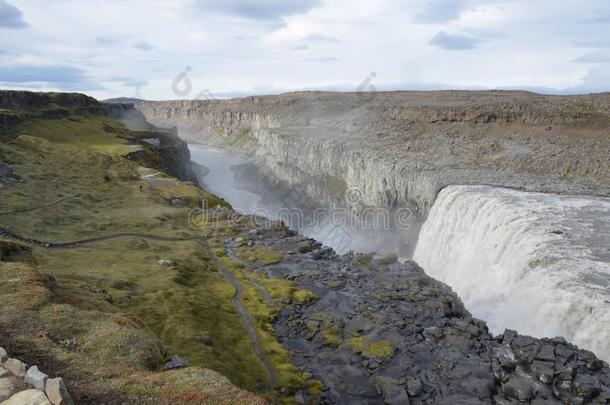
(344, 337, 395, 359)
(0, 111, 322, 403)
(234, 246, 285, 266)
(0, 108, 325, 403)
(219, 252, 322, 401)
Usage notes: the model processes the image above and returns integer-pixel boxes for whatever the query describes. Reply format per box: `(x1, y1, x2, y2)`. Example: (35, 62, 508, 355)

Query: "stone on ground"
(45, 378, 73, 405)
(0, 377, 21, 401)
(24, 366, 48, 391)
(161, 355, 188, 371)
(2, 359, 27, 377)
(0, 389, 51, 405)
(375, 376, 410, 405)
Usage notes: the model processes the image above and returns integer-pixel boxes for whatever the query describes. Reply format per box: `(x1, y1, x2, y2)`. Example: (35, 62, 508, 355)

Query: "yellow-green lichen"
(345, 337, 395, 359)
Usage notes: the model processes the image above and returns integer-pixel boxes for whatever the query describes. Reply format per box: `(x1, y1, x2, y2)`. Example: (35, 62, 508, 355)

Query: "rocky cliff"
(132, 91, 610, 216)
(0, 91, 195, 182)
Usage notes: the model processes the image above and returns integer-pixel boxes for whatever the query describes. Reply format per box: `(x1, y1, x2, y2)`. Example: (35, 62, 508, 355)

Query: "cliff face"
(0, 91, 194, 182)
(132, 91, 610, 215)
(0, 90, 133, 119)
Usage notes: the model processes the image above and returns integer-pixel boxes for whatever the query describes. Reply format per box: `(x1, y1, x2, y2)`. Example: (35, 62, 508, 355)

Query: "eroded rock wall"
(132, 91, 610, 215)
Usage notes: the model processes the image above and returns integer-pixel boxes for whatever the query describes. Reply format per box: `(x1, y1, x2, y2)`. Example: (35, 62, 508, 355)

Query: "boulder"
(24, 366, 48, 391)
(531, 361, 554, 384)
(0, 348, 6, 363)
(405, 377, 423, 397)
(0, 389, 51, 405)
(0, 368, 7, 378)
(3, 358, 27, 377)
(161, 355, 188, 371)
(157, 259, 175, 267)
(0, 376, 20, 401)
(45, 378, 73, 405)
(502, 377, 534, 402)
(169, 197, 188, 207)
(535, 344, 555, 362)
(572, 373, 601, 400)
(375, 376, 410, 405)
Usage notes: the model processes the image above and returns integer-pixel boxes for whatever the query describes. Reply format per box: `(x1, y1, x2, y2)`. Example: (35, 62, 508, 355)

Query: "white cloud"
(430, 31, 480, 50)
(0, 0, 28, 28)
(0, 0, 608, 99)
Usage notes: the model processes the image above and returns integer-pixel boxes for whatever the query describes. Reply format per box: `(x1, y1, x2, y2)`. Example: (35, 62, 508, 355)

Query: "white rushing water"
(414, 185, 610, 361)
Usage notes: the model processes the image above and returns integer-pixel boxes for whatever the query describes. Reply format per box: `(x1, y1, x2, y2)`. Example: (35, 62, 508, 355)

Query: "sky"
(1, 0, 610, 100)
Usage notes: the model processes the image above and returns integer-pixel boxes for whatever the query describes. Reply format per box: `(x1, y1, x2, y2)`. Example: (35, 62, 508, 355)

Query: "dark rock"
(501, 377, 534, 402)
(376, 376, 410, 405)
(161, 355, 188, 371)
(573, 373, 601, 400)
(262, 227, 610, 404)
(170, 197, 188, 207)
(460, 376, 495, 399)
(535, 344, 555, 362)
(514, 342, 540, 365)
(531, 360, 554, 384)
(552, 372, 574, 398)
(586, 359, 605, 372)
(405, 377, 422, 397)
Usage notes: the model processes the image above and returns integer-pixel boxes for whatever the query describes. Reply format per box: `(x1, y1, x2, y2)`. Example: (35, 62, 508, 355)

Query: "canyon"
(131, 91, 610, 355)
(132, 91, 610, 215)
(128, 91, 610, 402)
(0, 90, 609, 404)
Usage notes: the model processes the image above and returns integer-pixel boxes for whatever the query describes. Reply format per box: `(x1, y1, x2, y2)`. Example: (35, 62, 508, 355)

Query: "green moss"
(37, 239, 270, 393)
(345, 336, 366, 353)
(292, 289, 317, 303)
(314, 313, 344, 347)
(363, 340, 395, 358)
(344, 337, 395, 359)
(11, 115, 131, 150)
(218, 253, 321, 401)
(256, 274, 317, 303)
(357, 254, 373, 267)
(235, 246, 285, 266)
(0, 138, 198, 242)
(322, 327, 343, 347)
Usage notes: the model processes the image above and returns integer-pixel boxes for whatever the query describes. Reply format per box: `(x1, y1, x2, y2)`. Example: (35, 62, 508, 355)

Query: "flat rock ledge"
(0, 346, 73, 405)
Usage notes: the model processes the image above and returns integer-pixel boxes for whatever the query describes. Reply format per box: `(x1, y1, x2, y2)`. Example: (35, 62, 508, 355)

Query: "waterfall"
(414, 185, 610, 361)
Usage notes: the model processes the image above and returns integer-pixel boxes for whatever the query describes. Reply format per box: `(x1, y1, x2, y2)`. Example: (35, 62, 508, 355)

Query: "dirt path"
(0, 226, 194, 249)
(0, 223, 280, 402)
(197, 237, 279, 404)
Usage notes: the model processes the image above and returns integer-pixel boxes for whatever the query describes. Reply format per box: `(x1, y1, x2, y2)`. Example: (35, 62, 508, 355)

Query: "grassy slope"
(0, 105, 318, 403)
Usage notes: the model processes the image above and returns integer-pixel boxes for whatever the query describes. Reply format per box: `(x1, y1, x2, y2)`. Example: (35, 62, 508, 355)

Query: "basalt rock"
(260, 232, 610, 404)
(132, 91, 610, 219)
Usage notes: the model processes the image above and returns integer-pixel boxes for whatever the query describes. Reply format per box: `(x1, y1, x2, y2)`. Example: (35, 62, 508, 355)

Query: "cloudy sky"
(1, 0, 609, 99)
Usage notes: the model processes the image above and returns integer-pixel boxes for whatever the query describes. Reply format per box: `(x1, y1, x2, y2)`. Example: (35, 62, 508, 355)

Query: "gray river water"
(190, 144, 412, 256)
